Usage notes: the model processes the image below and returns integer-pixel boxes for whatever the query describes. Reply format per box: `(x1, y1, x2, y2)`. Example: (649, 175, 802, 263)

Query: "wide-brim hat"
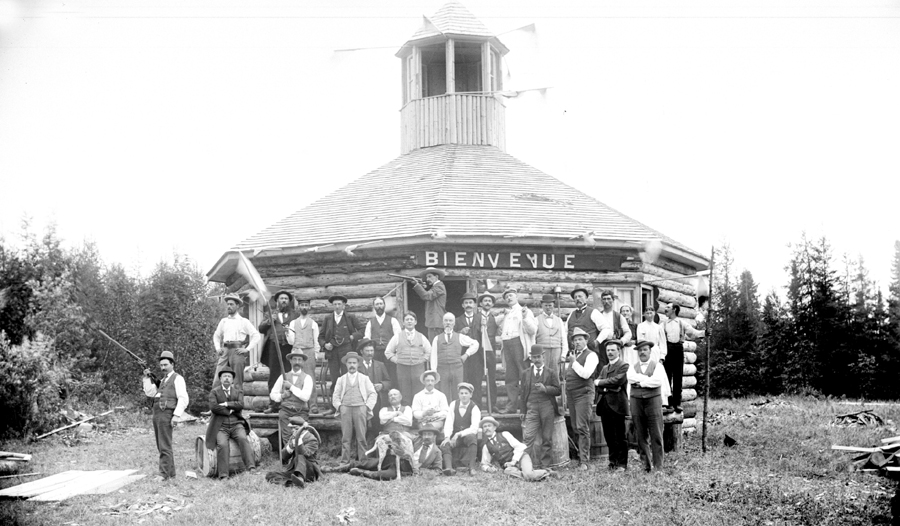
(159, 351, 175, 363)
(460, 292, 477, 303)
(457, 382, 474, 394)
(272, 290, 293, 302)
(529, 344, 545, 357)
(420, 369, 441, 384)
(417, 422, 444, 441)
(223, 293, 243, 306)
(540, 294, 557, 304)
(635, 340, 655, 350)
(329, 295, 348, 304)
(341, 351, 362, 365)
(420, 267, 445, 280)
(356, 338, 374, 352)
(477, 293, 495, 305)
(217, 366, 235, 379)
(479, 416, 500, 429)
(570, 287, 590, 300)
(571, 327, 589, 340)
(286, 351, 308, 361)
(602, 339, 624, 349)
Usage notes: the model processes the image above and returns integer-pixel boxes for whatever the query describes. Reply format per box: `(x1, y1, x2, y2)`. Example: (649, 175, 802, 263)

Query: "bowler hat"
(273, 290, 293, 302)
(529, 344, 545, 356)
(477, 293, 495, 305)
(635, 340, 655, 350)
(159, 351, 175, 363)
(420, 267, 445, 280)
(341, 351, 362, 365)
(457, 382, 474, 394)
(420, 369, 441, 384)
(418, 422, 444, 441)
(356, 338, 374, 352)
(570, 287, 590, 300)
(480, 416, 500, 429)
(217, 366, 235, 379)
(286, 351, 308, 361)
(460, 292, 477, 303)
(223, 293, 243, 306)
(540, 294, 557, 304)
(329, 294, 348, 304)
(571, 327, 589, 340)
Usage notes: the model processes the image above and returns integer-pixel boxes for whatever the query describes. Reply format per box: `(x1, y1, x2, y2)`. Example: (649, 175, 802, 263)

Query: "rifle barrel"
(97, 329, 145, 365)
(387, 273, 418, 281)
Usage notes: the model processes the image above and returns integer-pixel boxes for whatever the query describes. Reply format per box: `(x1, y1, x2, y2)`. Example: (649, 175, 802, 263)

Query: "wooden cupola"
(396, 2, 509, 154)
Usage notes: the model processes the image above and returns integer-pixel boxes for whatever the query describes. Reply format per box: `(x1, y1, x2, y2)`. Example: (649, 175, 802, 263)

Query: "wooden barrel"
(195, 431, 262, 477)
(589, 413, 608, 460)
(549, 416, 570, 468)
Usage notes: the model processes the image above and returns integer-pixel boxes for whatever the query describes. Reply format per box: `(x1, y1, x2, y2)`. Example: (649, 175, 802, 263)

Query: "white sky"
(1, 0, 898, 296)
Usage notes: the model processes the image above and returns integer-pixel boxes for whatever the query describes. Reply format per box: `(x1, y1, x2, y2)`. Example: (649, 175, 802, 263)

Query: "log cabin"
(206, 1, 708, 459)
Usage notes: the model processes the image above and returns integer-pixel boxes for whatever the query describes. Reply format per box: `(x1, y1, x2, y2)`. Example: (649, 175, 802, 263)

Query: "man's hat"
(223, 293, 243, 306)
(570, 287, 590, 300)
(159, 351, 175, 363)
(477, 293, 495, 305)
(420, 369, 441, 384)
(480, 416, 500, 428)
(540, 294, 557, 304)
(635, 340, 655, 350)
(571, 327, 589, 340)
(286, 351, 308, 361)
(296, 296, 311, 304)
(356, 338, 374, 352)
(329, 294, 348, 304)
(217, 366, 235, 379)
(457, 382, 474, 394)
(273, 290, 293, 302)
(502, 288, 518, 299)
(460, 292, 477, 303)
(341, 351, 362, 365)
(418, 422, 443, 441)
(603, 339, 624, 349)
(420, 267, 445, 280)
(288, 416, 307, 426)
(529, 344, 545, 356)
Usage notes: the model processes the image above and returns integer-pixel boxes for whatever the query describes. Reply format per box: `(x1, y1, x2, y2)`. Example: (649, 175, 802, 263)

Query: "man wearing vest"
(320, 295, 364, 416)
(142, 351, 189, 481)
(431, 312, 479, 402)
(270, 351, 314, 451)
(379, 389, 414, 435)
(332, 351, 377, 465)
(205, 367, 255, 478)
(565, 327, 598, 470)
(440, 382, 482, 476)
(627, 340, 668, 472)
(358, 338, 392, 442)
(265, 416, 322, 488)
(499, 288, 537, 414)
(364, 296, 401, 388)
(564, 288, 602, 354)
(285, 297, 320, 414)
(519, 345, 561, 470)
(535, 294, 568, 378)
(212, 294, 260, 391)
(595, 290, 633, 368)
(260, 290, 298, 414)
(470, 293, 501, 412)
(384, 312, 432, 405)
(412, 267, 447, 341)
(663, 303, 704, 413)
(480, 417, 551, 481)
(595, 340, 630, 472)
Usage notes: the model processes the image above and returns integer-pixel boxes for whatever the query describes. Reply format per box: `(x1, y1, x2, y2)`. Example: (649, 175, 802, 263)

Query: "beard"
(299, 308, 309, 315)
(374, 307, 385, 316)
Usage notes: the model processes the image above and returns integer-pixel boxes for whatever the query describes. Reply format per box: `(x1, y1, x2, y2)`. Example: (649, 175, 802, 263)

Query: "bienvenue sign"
(416, 250, 623, 271)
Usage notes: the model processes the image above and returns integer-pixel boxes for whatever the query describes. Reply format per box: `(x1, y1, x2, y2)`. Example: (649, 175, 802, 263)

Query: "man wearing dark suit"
(519, 345, 561, 469)
(319, 294, 364, 415)
(412, 267, 447, 341)
(595, 339, 630, 471)
(358, 338, 392, 442)
(470, 293, 500, 412)
(205, 367, 255, 479)
(265, 416, 321, 488)
(259, 290, 296, 413)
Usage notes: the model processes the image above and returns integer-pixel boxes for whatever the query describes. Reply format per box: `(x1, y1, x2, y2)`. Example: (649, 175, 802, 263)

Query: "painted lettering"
(564, 254, 575, 269)
(542, 254, 556, 269)
(455, 252, 466, 266)
(472, 252, 484, 267)
(510, 253, 521, 268)
(526, 254, 538, 268)
(425, 251, 439, 266)
(487, 253, 499, 268)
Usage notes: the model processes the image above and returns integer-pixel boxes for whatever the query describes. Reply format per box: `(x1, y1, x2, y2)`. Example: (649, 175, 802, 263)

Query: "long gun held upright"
(97, 329, 158, 385)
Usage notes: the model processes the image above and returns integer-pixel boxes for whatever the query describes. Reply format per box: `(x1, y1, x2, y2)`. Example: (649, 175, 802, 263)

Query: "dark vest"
(157, 372, 180, 410)
(485, 433, 516, 465)
(528, 368, 555, 405)
(565, 348, 596, 391)
(567, 308, 599, 342)
(451, 402, 475, 435)
(436, 332, 463, 367)
(631, 361, 661, 399)
(371, 316, 396, 350)
(282, 370, 309, 412)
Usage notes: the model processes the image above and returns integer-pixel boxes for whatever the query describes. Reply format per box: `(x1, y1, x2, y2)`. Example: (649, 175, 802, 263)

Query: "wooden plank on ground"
(831, 445, 881, 453)
(885, 466, 900, 472)
(0, 471, 85, 498)
(29, 470, 124, 502)
(880, 435, 900, 444)
(0, 452, 32, 462)
(86, 473, 144, 495)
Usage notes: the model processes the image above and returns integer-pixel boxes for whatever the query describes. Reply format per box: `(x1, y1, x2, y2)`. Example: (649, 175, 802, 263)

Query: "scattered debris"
(832, 410, 884, 428)
(750, 398, 796, 408)
(724, 435, 737, 447)
(185, 471, 198, 479)
(0, 451, 32, 475)
(35, 409, 116, 440)
(832, 436, 900, 474)
(704, 410, 758, 426)
(336, 507, 357, 524)
(100, 494, 192, 520)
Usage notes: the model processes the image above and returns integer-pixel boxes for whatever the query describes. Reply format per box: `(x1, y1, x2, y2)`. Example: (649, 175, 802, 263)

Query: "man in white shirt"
(142, 351, 189, 481)
(284, 297, 321, 414)
(364, 296, 402, 385)
(270, 351, 314, 449)
(627, 340, 668, 472)
(565, 327, 598, 470)
(412, 370, 449, 430)
(379, 389, 414, 435)
(498, 288, 536, 414)
(440, 383, 482, 476)
(636, 306, 667, 365)
(594, 290, 632, 367)
(535, 294, 568, 376)
(431, 313, 479, 401)
(212, 294, 260, 390)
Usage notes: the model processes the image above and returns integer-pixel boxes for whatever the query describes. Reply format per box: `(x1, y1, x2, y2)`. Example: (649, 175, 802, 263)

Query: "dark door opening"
(405, 278, 469, 334)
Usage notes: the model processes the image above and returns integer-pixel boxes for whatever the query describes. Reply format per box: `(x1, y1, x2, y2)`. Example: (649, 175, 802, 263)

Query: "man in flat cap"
(319, 294, 364, 416)
(332, 351, 377, 465)
(259, 290, 297, 414)
(412, 267, 447, 341)
(265, 416, 322, 488)
(142, 351, 189, 481)
(535, 293, 568, 378)
(498, 288, 536, 414)
(627, 340, 667, 472)
(213, 293, 260, 391)
(270, 350, 314, 450)
(431, 312, 479, 402)
(480, 417, 551, 481)
(519, 344, 561, 470)
(358, 338, 391, 441)
(595, 339, 630, 471)
(205, 366, 255, 478)
(412, 370, 449, 430)
(471, 293, 501, 412)
(565, 327, 598, 470)
(285, 296, 320, 414)
(440, 382, 482, 476)
(364, 296, 401, 388)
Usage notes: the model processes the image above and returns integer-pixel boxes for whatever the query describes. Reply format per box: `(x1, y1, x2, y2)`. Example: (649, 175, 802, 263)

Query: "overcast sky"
(1, 0, 898, 296)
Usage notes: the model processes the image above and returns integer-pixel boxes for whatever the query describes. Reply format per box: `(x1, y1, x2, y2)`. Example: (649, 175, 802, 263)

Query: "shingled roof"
(407, 1, 495, 41)
(231, 144, 705, 262)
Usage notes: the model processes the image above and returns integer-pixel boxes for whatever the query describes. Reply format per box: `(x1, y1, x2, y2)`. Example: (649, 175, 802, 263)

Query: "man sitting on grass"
(265, 416, 322, 488)
(479, 417, 551, 481)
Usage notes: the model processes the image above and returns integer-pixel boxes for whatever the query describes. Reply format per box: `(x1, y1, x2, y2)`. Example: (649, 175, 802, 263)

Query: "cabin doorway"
(405, 278, 468, 334)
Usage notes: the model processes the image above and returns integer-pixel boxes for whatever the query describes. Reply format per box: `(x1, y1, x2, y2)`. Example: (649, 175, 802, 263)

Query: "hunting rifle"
(387, 273, 422, 283)
(97, 329, 158, 385)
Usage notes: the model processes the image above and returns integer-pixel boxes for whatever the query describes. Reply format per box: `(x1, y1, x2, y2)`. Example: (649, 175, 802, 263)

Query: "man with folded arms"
(411, 369, 450, 430)
(378, 389, 414, 435)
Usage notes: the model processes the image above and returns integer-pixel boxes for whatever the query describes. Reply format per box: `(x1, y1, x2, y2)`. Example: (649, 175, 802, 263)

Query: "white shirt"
(596, 310, 632, 345)
(626, 360, 667, 389)
(142, 372, 189, 417)
(379, 404, 414, 427)
(481, 431, 526, 470)
(213, 313, 261, 352)
(500, 304, 524, 340)
(269, 368, 313, 402)
(563, 307, 604, 337)
(430, 331, 480, 371)
(412, 388, 449, 423)
(442, 400, 482, 439)
(637, 320, 668, 361)
(571, 347, 599, 379)
(286, 316, 321, 351)
(365, 313, 402, 340)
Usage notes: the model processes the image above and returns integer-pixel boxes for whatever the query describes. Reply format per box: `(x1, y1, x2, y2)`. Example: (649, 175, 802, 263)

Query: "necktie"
(535, 367, 542, 377)
(224, 388, 230, 398)
(446, 334, 450, 344)
(418, 445, 428, 465)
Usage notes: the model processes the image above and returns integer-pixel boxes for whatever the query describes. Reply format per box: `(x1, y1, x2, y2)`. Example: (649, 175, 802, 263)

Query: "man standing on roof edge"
(412, 267, 447, 341)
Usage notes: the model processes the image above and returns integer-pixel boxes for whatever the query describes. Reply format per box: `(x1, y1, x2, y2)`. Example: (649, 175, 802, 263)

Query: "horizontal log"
(657, 289, 696, 309)
(683, 402, 697, 418)
(258, 255, 416, 275)
(265, 271, 406, 289)
(684, 352, 697, 364)
(683, 364, 697, 376)
(651, 257, 698, 276)
(682, 417, 697, 428)
(242, 382, 270, 397)
(682, 389, 697, 402)
(682, 376, 697, 388)
(242, 396, 270, 412)
(662, 412, 683, 425)
(267, 282, 400, 301)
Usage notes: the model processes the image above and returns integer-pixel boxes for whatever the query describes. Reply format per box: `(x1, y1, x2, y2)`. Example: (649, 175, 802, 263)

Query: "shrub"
(0, 332, 68, 439)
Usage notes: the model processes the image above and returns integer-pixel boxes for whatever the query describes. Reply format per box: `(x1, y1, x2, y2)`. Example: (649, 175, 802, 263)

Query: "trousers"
(464, 349, 497, 412)
(216, 421, 255, 477)
(395, 362, 425, 405)
(630, 395, 664, 472)
(522, 399, 555, 468)
(566, 384, 594, 464)
(437, 363, 464, 402)
(598, 401, 627, 469)
(440, 434, 478, 471)
(502, 338, 525, 411)
(666, 342, 684, 407)
(152, 406, 176, 479)
(339, 405, 368, 463)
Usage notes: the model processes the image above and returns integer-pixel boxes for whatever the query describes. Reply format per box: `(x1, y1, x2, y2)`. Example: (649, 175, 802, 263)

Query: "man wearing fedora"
(285, 296, 321, 414)
(205, 367, 255, 478)
(412, 267, 447, 341)
(565, 327, 599, 470)
(440, 382, 482, 476)
(142, 351, 189, 481)
(627, 340, 667, 472)
(270, 351, 314, 449)
(535, 293, 568, 377)
(412, 369, 449, 430)
(595, 339, 630, 471)
(358, 338, 391, 441)
(519, 345, 560, 470)
(260, 290, 297, 413)
(320, 294, 364, 416)
(213, 293, 260, 391)
(480, 417, 551, 481)
(413, 423, 444, 471)
(498, 288, 536, 414)
(431, 312, 479, 402)
(471, 293, 501, 412)
(332, 351, 377, 464)
(265, 416, 322, 488)
(364, 296, 401, 387)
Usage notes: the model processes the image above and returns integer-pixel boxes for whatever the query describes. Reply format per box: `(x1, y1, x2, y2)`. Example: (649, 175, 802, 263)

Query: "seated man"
(413, 423, 443, 472)
(270, 351, 313, 451)
(440, 382, 481, 476)
(480, 417, 551, 482)
(265, 416, 322, 488)
(411, 370, 449, 430)
(329, 431, 417, 480)
(205, 366, 255, 479)
(379, 389, 414, 435)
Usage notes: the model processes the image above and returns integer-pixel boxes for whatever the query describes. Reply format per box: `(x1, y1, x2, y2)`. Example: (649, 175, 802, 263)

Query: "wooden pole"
(263, 300, 286, 460)
(701, 246, 715, 454)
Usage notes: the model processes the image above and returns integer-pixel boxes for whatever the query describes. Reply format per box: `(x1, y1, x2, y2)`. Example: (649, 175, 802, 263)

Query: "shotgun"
(97, 329, 158, 385)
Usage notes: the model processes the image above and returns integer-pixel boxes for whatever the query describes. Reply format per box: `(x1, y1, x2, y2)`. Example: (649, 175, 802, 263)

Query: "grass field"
(1, 397, 897, 526)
